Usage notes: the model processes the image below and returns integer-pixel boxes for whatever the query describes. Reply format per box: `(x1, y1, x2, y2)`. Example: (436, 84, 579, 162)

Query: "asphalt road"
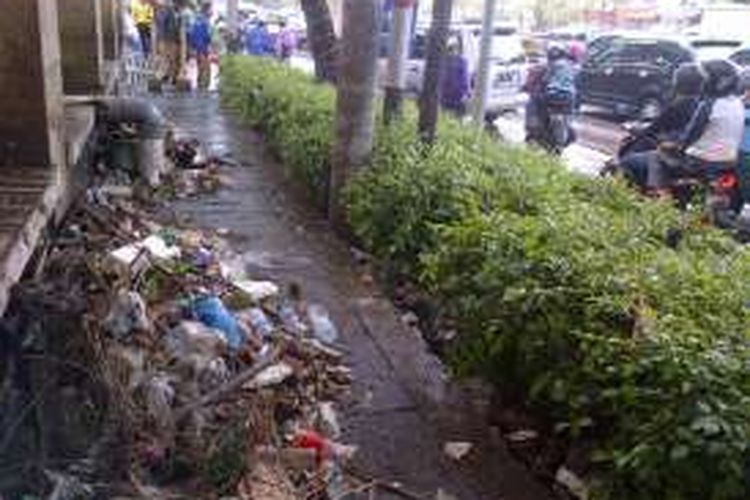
(494, 107, 629, 176)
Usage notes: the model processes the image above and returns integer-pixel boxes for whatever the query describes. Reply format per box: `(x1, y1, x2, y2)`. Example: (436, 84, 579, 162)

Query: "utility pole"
(471, 0, 497, 126)
(227, 0, 238, 34)
(384, 0, 416, 124)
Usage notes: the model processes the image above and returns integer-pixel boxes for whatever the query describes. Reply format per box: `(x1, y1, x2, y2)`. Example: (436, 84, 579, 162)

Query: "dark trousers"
(137, 23, 152, 55)
(619, 151, 654, 188)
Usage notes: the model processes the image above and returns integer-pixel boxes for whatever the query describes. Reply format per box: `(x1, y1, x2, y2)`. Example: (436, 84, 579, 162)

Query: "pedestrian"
(276, 20, 296, 62)
(245, 20, 272, 57)
(156, 0, 181, 84)
(189, 3, 213, 91)
(440, 38, 470, 116)
(132, 0, 155, 56)
(736, 69, 750, 202)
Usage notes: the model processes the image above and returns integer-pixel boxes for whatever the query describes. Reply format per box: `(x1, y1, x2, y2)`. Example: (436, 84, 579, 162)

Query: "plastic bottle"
(247, 307, 274, 340)
(279, 300, 308, 336)
(307, 304, 339, 344)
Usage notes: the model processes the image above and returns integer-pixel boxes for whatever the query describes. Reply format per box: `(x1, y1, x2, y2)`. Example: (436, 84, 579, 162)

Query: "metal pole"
(384, 0, 415, 124)
(227, 0, 239, 34)
(471, 0, 497, 126)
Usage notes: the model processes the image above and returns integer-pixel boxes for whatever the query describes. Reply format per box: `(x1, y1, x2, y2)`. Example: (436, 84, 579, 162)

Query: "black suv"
(579, 36, 695, 119)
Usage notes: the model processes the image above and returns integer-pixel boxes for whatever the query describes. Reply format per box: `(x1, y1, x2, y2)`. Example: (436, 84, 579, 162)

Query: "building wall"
(0, 0, 64, 168)
(59, 0, 104, 94)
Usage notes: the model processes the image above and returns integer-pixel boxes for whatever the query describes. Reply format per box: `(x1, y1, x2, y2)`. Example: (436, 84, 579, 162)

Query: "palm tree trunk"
(418, 0, 454, 145)
(471, 0, 496, 125)
(300, 0, 339, 83)
(384, 0, 416, 124)
(328, 0, 380, 227)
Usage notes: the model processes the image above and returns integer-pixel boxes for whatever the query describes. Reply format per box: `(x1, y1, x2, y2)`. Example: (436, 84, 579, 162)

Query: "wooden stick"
(342, 464, 425, 500)
(173, 346, 282, 422)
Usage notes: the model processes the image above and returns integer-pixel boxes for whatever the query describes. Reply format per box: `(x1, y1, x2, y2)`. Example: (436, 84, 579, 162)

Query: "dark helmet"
(740, 68, 750, 93)
(547, 44, 567, 62)
(672, 62, 706, 97)
(702, 59, 740, 97)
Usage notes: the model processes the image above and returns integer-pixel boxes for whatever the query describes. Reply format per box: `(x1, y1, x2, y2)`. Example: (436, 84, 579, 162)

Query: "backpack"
(544, 60, 577, 109)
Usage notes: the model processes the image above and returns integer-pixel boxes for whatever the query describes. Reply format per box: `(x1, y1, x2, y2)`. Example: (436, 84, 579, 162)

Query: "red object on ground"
(292, 430, 333, 464)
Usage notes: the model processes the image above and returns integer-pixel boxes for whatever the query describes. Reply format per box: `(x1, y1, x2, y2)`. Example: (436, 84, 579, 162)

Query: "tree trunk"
(384, 0, 416, 124)
(300, 0, 339, 83)
(328, 0, 380, 227)
(418, 0, 454, 145)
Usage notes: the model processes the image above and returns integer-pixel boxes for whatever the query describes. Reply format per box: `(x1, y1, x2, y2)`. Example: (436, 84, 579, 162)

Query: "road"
(291, 54, 627, 176)
(494, 107, 628, 176)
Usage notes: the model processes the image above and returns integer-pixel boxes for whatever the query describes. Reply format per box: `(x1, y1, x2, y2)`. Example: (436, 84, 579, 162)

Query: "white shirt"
(687, 96, 745, 164)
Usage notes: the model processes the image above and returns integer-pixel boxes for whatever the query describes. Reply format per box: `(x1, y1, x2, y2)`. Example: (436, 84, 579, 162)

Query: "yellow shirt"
(132, 0, 154, 26)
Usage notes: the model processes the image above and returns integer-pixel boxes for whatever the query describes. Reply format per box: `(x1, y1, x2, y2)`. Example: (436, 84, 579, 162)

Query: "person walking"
(276, 20, 296, 62)
(156, 0, 182, 84)
(132, 0, 155, 56)
(245, 20, 272, 56)
(189, 3, 214, 91)
(440, 38, 471, 116)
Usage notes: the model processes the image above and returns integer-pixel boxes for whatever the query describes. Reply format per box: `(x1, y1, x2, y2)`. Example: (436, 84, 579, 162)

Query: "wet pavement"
(494, 110, 623, 176)
(154, 93, 554, 500)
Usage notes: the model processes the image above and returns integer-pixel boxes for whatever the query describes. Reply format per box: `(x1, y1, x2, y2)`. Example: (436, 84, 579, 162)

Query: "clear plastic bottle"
(307, 304, 339, 344)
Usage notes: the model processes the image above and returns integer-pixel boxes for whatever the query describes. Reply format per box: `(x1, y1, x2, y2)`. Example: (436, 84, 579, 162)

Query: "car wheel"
(638, 97, 663, 121)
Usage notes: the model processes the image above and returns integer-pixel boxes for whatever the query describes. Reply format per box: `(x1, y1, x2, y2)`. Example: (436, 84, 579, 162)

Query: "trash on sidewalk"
(443, 441, 473, 461)
(291, 429, 358, 464)
(555, 466, 589, 500)
(110, 234, 182, 272)
(5, 133, 411, 499)
(104, 290, 151, 340)
(244, 362, 294, 389)
(307, 304, 339, 345)
(506, 429, 540, 443)
(163, 320, 228, 367)
(232, 279, 280, 303)
(316, 402, 341, 439)
(190, 295, 245, 350)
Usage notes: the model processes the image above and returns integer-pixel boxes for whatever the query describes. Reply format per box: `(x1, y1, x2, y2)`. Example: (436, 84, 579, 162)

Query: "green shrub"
(221, 55, 750, 499)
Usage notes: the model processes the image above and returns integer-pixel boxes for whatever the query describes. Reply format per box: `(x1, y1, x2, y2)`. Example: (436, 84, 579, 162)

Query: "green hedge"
(221, 55, 750, 499)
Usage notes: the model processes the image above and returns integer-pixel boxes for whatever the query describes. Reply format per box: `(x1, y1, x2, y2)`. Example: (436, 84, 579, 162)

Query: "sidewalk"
(155, 93, 554, 500)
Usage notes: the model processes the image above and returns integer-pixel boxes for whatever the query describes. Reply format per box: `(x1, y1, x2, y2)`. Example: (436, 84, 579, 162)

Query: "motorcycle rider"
(647, 59, 744, 193)
(617, 63, 706, 188)
(737, 69, 750, 205)
(523, 45, 578, 151)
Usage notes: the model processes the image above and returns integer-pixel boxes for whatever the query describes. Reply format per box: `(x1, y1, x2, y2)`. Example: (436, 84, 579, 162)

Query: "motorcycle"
(526, 94, 575, 155)
(602, 123, 745, 230)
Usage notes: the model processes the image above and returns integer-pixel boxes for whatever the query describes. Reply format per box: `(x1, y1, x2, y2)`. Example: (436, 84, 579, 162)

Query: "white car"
(405, 24, 529, 113)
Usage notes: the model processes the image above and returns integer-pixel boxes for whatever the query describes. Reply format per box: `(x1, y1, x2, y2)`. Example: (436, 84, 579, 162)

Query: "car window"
(691, 40, 742, 60)
(410, 33, 427, 59)
(491, 36, 524, 61)
(730, 49, 750, 67)
(410, 30, 461, 60)
(599, 41, 688, 68)
(655, 43, 693, 67)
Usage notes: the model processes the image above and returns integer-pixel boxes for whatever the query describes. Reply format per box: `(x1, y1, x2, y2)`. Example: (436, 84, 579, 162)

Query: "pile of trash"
(163, 136, 235, 198)
(1, 186, 357, 498)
